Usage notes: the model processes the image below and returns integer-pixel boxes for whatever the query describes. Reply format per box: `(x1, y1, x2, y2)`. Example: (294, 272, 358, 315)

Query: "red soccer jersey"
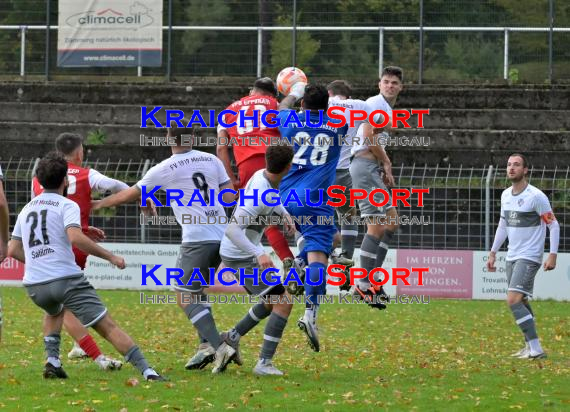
(221, 94, 281, 167)
(32, 162, 92, 231)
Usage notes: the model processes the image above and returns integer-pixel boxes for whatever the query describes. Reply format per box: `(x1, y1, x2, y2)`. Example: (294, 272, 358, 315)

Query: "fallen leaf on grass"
(126, 378, 139, 387)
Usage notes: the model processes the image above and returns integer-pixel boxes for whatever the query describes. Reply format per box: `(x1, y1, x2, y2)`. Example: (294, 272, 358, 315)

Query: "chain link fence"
(0, 0, 569, 82)
(1, 158, 568, 252)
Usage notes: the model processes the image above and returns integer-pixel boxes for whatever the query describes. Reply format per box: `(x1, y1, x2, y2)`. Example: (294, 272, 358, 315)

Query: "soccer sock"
(305, 262, 326, 311)
(198, 307, 213, 344)
(260, 312, 288, 361)
(184, 303, 222, 349)
(522, 301, 533, 343)
(510, 302, 542, 353)
(78, 334, 102, 361)
(359, 234, 379, 289)
(265, 225, 294, 260)
(124, 345, 151, 374)
(374, 229, 395, 270)
(44, 333, 61, 365)
(340, 220, 358, 259)
(234, 303, 272, 338)
(295, 232, 306, 254)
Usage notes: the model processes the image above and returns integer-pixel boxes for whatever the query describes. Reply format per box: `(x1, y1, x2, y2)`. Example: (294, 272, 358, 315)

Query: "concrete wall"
(0, 81, 569, 166)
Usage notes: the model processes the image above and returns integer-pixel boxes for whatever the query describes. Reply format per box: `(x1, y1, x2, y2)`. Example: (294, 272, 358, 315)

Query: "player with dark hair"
(487, 153, 559, 359)
(277, 83, 348, 352)
(32, 133, 131, 370)
(217, 77, 297, 272)
(326, 80, 376, 267)
(93, 127, 238, 374)
(350, 66, 402, 306)
(221, 145, 295, 375)
(8, 153, 164, 380)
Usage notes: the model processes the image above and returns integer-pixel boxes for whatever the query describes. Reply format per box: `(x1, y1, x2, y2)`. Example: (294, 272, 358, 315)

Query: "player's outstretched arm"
(66, 226, 125, 269)
(92, 186, 141, 210)
(7, 239, 25, 263)
(278, 82, 306, 111)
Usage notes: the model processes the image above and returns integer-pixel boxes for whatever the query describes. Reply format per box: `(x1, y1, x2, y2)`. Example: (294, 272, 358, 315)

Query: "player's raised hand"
(486, 253, 496, 272)
(543, 253, 557, 271)
(289, 82, 307, 100)
(257, 253, 274, 270)
(110, 255, 126, 270)
(86, 226, 106, 242)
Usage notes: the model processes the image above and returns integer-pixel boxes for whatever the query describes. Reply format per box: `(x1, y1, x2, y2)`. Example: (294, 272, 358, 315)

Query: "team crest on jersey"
(518, 198, 524, 206)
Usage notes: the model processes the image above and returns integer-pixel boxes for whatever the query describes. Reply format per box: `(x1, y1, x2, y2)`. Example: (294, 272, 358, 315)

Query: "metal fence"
(1, 158, 568, 253)
(0, 0, 569, 82)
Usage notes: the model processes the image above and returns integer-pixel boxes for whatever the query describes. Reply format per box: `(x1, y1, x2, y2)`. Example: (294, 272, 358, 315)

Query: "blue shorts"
(285, 202, 336, 256)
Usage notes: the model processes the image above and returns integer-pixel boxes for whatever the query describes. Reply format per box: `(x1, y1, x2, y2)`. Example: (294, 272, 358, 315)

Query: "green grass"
(0, 288, 569, 411)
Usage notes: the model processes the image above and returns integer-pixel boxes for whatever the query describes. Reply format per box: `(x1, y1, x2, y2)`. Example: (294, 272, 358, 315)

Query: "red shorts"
(73, 246, 88, 270)
(237, 154, 266, 189)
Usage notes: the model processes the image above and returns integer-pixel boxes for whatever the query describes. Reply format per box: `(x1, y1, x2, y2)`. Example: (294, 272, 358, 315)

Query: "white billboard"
(57, 0, 163, 67)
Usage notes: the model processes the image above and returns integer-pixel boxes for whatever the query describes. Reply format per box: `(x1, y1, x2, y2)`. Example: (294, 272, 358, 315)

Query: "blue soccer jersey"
(277, 109, 348, 255)
(278, 110, 347, 200)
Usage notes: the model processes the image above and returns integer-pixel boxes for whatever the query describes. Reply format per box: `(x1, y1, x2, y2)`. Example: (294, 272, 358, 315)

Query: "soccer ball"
(276, 67, 308, 96)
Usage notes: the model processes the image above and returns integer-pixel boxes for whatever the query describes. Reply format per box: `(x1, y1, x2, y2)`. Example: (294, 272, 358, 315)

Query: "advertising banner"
(57, 0, 163, 67)
(472, 251, 570, 301)
(397, 249, 473, 298)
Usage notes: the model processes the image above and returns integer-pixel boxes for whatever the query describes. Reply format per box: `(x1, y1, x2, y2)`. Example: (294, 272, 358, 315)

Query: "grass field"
(0, 287, 568, 411)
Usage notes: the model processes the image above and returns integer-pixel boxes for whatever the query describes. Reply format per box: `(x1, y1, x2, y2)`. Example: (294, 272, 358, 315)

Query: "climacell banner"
(57, 0, 163, 67)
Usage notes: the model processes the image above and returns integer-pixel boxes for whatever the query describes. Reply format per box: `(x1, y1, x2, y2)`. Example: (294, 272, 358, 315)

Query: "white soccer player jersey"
(220, 169, 287, 259)
(136, 150, 231, 243)
(501, 184, 554, 263)
(88, 169, 129, 193)
(353, 93, 392, 156)
(328, 96, 374, 170)
(12, 193, 82, 285)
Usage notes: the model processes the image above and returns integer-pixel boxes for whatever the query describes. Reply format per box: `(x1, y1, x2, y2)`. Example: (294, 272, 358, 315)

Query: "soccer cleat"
(283, 257, 306, 296)
(67, 344, 88, 360)
(353, 285, 390, 310)
(144, 368, 167, 381)
(211, 342, 236, 374)
(221, 332, 243, 366)
(510, 345, 530, 358)
(297, 315, 320, 352)
(329, 253, 355, 292)
(527, 351, 547, 360)
(185, 342, 216, 370)
(330, 251, 355, 268)
(96, 355, 123, 371)
(253, 359, 284, 376)
(43, 362, 68, 379)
